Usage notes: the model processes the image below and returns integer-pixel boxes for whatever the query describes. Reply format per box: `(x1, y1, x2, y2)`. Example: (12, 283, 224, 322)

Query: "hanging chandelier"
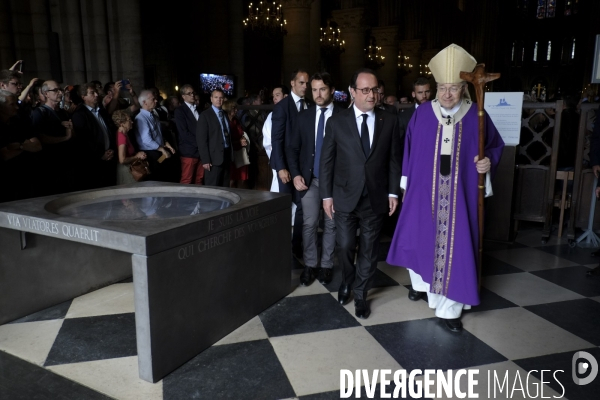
(365, 38, 385, 69)
(320, 20, 345, 55)
(242, 1, 287, 36)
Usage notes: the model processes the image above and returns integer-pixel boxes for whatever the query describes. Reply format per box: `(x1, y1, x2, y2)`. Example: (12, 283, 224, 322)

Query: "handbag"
(129, 159, 151, 181)
(234, 133, 251, 168)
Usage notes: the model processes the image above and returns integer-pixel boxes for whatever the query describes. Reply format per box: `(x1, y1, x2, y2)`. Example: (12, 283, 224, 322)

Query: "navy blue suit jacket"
(286, 104, 342, 195)
(270, 95, 313, 172)
(174, 103, 200, 158)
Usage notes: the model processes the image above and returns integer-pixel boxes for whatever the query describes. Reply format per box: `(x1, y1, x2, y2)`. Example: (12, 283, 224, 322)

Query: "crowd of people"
(0, 62, 283, 203)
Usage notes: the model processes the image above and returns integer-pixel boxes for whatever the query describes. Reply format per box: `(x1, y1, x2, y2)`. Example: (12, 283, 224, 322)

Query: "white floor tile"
(485, 248, 578, 272)
(0, 320, 63, 366)
(482, 273, 583, 306)
(48, 356, 163, 400)
(214, 316, 268, 346)
(335, 286, 433, 326)
(270, 326, 402, 396)
(462, 308, 592, 360)
(66, 283, 134, 319)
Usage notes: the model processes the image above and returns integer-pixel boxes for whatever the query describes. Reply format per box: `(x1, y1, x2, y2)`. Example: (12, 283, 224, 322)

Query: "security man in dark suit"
(287, 72, 341, 287)
(398, 77, 432, 141)
(320, 68, 401, 319)
(271, 69, 314, 257)
(71, 82, 116, 190)
(197, 89, 233, 187)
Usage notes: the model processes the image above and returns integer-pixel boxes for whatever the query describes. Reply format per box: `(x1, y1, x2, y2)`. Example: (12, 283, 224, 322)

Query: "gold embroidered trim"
(444, 121, 462, 295)
(432, 124, 441, 218)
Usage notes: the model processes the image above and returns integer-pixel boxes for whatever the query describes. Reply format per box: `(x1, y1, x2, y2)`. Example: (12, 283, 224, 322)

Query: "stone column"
(282, 0, 314, 77)
(80, 0, 111, 83)
(309, 0, 321, 72)
(112, 0, 144, 90)
(50, 0, 87, 84)
(399, 39, 422, 97)
(371, 25, 398, 96)
(332, 7, 365, 89)
(28, 0, 53, 80)
(0, 1, 15, 69)
(229, 0, 244, 99)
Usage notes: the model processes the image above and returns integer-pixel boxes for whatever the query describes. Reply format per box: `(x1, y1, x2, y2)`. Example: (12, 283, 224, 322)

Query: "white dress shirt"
(314, 102, 334, 146)
(290, 91, 307, 112)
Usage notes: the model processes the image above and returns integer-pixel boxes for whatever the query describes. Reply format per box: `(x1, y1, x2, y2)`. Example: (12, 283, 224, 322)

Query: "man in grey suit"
(287, 72, 341, 286)
(197, 89, 233, 187)
(320, 68, 401, 319)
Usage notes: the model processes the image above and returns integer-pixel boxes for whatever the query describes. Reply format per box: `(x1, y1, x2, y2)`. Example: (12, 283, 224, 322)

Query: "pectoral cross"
(445, 116, 452, 125)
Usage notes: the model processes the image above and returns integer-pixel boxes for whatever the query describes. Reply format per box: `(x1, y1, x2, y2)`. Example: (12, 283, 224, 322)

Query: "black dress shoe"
(338, 284, 352, 305)
(317, 268, 333, 284)
(408, 288, 424, 301)
(355, 299, 371, 319)
(441, 318, 462, 332)
(299, 267, 316, 286)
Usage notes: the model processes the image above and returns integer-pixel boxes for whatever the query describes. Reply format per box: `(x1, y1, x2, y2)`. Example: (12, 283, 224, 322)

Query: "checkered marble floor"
(1, 226, 600, 399)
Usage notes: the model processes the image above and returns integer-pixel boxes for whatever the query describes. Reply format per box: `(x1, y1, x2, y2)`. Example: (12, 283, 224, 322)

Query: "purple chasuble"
(386, 100, 504, 306)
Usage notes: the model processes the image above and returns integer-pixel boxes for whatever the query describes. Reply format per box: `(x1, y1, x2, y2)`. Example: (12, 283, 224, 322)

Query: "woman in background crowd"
(112, 109, 147, 184)
(222, 100, 249, 188)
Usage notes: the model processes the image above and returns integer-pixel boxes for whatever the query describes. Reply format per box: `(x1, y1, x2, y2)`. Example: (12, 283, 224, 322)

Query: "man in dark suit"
(287, 72, 341, 286)
(271, 69, 313, 256)
(197, 89, 233, 187)
(398, 77, 432, 140)
(175, 84, 204, 184)
(375, 80, 397, 115)
(320, 68, 401, 319)
(72, 82, 116, 190)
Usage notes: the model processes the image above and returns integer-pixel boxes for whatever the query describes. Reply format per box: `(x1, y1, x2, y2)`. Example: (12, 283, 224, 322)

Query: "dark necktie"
(298, 99, 305, 112)
(313, 107, 327, 179)
(360, 113, 370, 158)
(92, 108, 110, 150)
(219, 110, 229, 148)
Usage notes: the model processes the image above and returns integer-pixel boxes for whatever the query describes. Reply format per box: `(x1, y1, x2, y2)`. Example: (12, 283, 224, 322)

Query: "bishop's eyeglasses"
(437, 85, 463, 94)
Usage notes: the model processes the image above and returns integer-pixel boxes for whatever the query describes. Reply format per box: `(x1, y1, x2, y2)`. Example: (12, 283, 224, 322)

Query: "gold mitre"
(429, 44, 477, 84)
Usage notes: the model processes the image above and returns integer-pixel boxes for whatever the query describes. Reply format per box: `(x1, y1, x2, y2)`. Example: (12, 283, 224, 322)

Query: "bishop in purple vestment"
(386, 44, 504, 332)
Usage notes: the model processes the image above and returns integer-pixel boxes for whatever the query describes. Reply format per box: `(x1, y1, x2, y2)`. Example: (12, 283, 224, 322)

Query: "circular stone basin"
(45, 187, 239, 221)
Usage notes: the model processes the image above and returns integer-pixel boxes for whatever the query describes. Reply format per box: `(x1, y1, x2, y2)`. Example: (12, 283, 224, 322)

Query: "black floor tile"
(8, 300, 72, 324)
(163, 339, 295, 400)
(537, 244, 599, 265)
(322, 267, 399, 292)
(366, 318, 507, 372)
(530, 266, 600, 297)
(44, 313, 137, 366)
(292, 253, 304, 269)
(483, 240, 526, 252)
(463, 287, 519, 313)
(259, 293, 360, 337)
(525, 299, 600, 346)
(378, 241, 391, 261)
(482, 254, 525, 276)
(0, 351, 110, 400)
(301, 382, 431, 400)
(513, 347, 600, 400)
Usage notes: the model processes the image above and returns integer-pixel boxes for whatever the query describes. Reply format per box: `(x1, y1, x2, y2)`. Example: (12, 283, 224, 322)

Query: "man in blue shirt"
(135, 90, 176, 182)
